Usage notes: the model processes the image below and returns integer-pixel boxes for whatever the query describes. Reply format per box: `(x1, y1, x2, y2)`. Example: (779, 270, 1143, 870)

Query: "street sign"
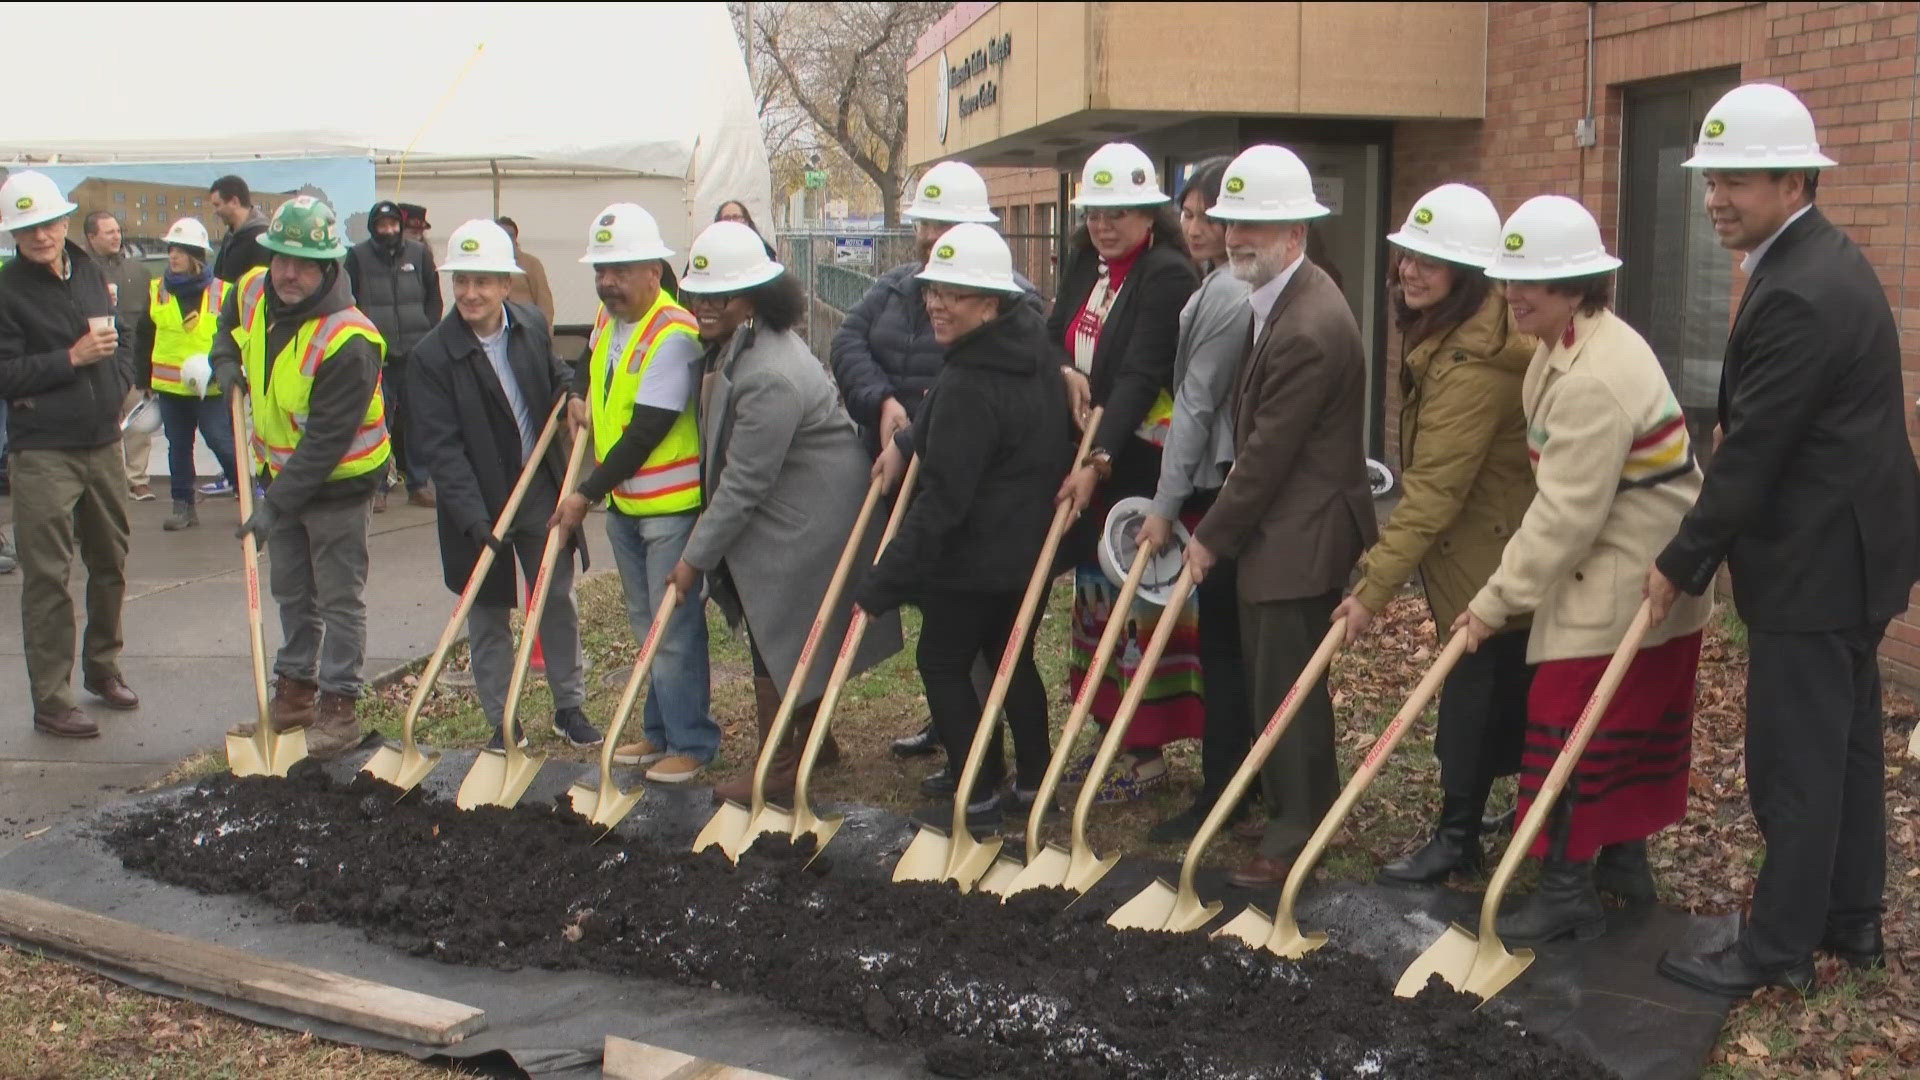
(804, 169, 828, 190)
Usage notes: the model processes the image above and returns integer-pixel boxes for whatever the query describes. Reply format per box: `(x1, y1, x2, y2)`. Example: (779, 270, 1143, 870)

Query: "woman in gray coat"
(671, 222, 903, 806)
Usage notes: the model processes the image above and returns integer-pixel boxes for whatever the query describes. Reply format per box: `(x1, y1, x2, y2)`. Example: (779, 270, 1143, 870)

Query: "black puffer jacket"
(856, 302, 1073, 612)
(0, 240, 133, 450)
(829, 262, 1041, 457)
(345, 237, 441, 362)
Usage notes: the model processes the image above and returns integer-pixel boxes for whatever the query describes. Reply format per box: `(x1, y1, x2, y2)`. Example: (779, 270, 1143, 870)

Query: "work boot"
(1496, 801, 1606, 944)
(84, 676, 140, 711)
(33, 707, 100, 739)
(1594, 839, 1657, 904)
(229, 677, 318, 737)
(1378, 794, 1485, 885)
(304, 691, 364, 761)
(163, 500, 198, 532)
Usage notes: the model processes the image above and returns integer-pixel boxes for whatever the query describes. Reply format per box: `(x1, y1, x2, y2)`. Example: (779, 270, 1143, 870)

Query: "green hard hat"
(260, 196, 346, 260)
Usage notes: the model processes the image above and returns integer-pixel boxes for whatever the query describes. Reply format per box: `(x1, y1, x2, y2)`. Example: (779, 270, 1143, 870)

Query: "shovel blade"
(945, 834, 1004, 894)
(1213, 905, 1276, 950)
(740, 805, 798, 854)
(224, 728, 307, 778)
(1060, 849, 1122, 897)
(1002, 842, 1072, 897)
(1395, 922, 1489, 998)
(795, 812, 846, 870)
(892, 825, 953, 883)
(361, 740, 441, 795)
(565, 779, 644, 831)
(976, 852, 1026, 897)
(692, 801, 753, 862)
(1107, 877, 1180, 931)
(455, 748, 546, 810)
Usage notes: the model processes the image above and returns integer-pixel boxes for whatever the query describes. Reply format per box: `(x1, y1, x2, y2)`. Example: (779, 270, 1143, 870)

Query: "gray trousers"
(466, 535, 585, 732)
(268, 495, 371, 697)
(1241, 591, 1343, 861)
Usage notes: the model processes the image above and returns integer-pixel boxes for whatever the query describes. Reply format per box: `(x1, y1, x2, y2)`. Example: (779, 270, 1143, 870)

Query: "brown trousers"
(13, 444, 131, 712)
(1239, 590, 1343, 861)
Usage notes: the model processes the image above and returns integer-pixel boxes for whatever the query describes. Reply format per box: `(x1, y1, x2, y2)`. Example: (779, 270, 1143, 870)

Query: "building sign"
(948, 33, 1012, 121)
(1313, 177, 1345, 216)
(935, 49, 951, 145)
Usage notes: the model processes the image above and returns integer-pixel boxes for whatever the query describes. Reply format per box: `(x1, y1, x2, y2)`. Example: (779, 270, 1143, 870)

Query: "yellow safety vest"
(148, 278, 230, 396)
(236, 267, 392, 481)
(587, 291, 702, 516)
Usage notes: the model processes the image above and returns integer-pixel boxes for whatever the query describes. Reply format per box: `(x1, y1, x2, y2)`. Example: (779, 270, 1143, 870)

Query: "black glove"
(467, 523, 511, 557)
(214, 363, 247, 397)
(235, 499, 276, 542)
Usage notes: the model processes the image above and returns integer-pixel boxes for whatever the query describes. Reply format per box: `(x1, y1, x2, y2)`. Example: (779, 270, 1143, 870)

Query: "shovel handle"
(499, 433, 592, 767)
(592, 582, 681, 794)
(232, 396, 273, 762)
(396, 398, 566, 754)
(1020, 538, 1157, 859)
(744, 470, 889, 819)
(947, 410, 1103, 846)
(791, 455, 922, 812)
(1175, 617, 1347, 899)
(1474, 601, 1654, 939)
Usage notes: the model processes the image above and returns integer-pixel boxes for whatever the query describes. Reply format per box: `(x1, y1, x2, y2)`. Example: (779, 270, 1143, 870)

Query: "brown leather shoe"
(304, 691, 364, 761)
(269, 676, 318, 731)
(34, 707, 100, 738)
(1228, 854, 1292, 890)
(84, 676, 140, 710)
(407, 487, 436, 509)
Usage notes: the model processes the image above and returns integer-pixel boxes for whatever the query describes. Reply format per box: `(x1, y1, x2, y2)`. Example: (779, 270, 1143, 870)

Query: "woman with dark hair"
(138, 218, 242, 532)
(1134, 156, 1256, 839)
(671, 222, 902, 805)
(1330, 183, 1539, 885)
(1049, 142, 1201, 802)
(1452, 195, 1711, 943)
(714, 200, 778, 260)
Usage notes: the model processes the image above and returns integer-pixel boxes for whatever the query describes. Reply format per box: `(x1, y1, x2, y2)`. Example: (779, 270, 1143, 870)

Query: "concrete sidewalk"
(0, 493, 611, 856)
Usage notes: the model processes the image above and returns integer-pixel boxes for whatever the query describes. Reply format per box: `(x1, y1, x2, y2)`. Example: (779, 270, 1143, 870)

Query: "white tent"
(3, 1, 770, 325)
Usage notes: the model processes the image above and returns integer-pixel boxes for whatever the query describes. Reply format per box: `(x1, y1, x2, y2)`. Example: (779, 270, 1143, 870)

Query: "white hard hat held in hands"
(1071, 143, 1169, 208)
(916, 223, 1019, 294)
(163, 218, 212, 254)
(907, 161, 999, 224)
(0, 171, 79, 231)
(1208, 145, 1330, 222)
(1684, 83, 1836, 170)
(1484, 195, 1622, 281)
(679, 222, 785, 294)
(442, 220, 522, 275)
(580, 203, 674, 265)
(179, 353, 214, 399)
(1387, 183, 1502, 268)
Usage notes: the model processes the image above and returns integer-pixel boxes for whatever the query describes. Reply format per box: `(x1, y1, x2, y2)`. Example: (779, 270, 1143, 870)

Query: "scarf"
(1065, 235, 1149, 372)
(162, 264, 213, 295)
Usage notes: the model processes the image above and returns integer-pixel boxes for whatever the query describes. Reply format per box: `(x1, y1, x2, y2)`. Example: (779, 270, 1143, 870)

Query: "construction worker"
(410, 220, 603, 750)
(829, 159, 1040, 760)
(346, 200, 441, 511)
(546, 203, 717, 784)
(207, 175, 271, 283)
(83, 211, 156, 502)
(210, 197, 390, 760)
(0, 170, 139, 738)
(1651, 84, 1920, 995)
(138, 218, 241, 532)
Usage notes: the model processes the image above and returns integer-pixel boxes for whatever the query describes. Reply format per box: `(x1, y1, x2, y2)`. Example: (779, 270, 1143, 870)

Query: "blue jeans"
(156, 393, 240, 505)
(605, 509, 717, 762)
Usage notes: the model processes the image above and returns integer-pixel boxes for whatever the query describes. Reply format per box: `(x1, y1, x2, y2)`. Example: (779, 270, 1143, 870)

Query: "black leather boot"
(1594, 839, 1657, 903)
(1820, 915, 1885, 970)
(1497, 801, 1606, 944)
(1378, 795, 1484, 885)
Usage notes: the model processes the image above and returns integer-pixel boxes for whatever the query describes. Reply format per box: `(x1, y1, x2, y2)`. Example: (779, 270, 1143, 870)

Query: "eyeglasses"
(683, 292, 733, 311)
(1396, 250, 1448, 275)
(923, 284, 990, 306)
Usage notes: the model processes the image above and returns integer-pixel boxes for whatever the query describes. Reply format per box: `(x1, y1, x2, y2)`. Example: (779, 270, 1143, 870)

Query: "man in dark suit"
(1187, 145, 1379, 888)
(1648, 83, 1920, 996)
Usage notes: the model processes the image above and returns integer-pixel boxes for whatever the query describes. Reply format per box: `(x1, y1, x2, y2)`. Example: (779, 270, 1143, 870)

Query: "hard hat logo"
(1130, 169, 1147, 185)
(1504, 233, 1525, 252)
(936, 244, 956, 260)
(460, 238, 480, 253)
(14, 196, 30, 211)
(1413, 207, 1434, 226)
(598, 214, 616, 227)
(924, 184, 942, 199)
(1093, 170, 1113, 186)
(1704, 118, 1726, 138)
(595, 229, 614, 243)
(692, 255, 710, 270)
(1225, 177, 1245, 194)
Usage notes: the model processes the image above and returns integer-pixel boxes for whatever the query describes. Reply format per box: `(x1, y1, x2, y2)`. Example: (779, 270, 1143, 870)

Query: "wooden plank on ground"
(0, 889, 486, 1045)
(603, 1035, 790, 1079)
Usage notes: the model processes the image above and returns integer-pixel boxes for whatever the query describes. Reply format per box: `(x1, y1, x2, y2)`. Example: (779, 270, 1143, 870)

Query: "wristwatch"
(1082, 447, 1113, 482)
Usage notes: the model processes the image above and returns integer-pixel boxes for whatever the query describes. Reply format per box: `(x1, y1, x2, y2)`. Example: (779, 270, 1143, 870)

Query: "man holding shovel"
(210, 197, 390, 761)
(409, 220, 602, 751)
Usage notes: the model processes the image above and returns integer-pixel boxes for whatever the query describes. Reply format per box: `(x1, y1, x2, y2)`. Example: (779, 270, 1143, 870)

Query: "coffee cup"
(89, 316, 115, 334)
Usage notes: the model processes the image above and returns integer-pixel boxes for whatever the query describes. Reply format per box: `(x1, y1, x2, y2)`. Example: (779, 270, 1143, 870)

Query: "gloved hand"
(213, 363, 247, 397)
(235, 499, 277, 543)
(467, 523, 511, 558)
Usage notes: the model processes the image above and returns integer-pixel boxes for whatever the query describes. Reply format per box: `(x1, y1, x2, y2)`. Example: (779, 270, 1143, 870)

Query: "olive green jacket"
(1353, 290, 1536, 632)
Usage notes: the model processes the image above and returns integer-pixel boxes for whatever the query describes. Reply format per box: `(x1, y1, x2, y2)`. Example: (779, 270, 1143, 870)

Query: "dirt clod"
(103, 771, 1614, 1079)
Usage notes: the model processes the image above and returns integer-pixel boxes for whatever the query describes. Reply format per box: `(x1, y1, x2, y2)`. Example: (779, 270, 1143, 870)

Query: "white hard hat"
(122, 396, 162, 436)
(1071, 143, 1169, 208)
(1386, 183, 1501, 269)
(1484, 195, 1622, 281)
(179, 353, 213, 399)
(915, 223, 1018, 294)
(579, 202, 673, 265)
(1684, 82, 1836, 170)
(1208, 145, 1329, 222)
(0, 171, 78, 232)
(1100, 497, 1192, 608)
(162, 218, 211, 253)
(679, 221, 784, 294)
(906, 161, 999, 224)
(441, 219, 522, 275)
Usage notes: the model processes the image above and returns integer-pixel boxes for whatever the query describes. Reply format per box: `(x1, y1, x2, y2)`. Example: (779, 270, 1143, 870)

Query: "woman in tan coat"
(1453, 195, 1712, 943)
(1333, 184, 1537, 885)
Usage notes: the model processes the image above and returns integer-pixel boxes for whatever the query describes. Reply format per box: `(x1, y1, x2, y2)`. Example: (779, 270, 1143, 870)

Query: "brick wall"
(1384, 1, 1920, 685)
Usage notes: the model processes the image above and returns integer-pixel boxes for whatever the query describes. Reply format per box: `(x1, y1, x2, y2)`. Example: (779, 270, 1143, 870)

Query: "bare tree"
(733, 1, 947, 226)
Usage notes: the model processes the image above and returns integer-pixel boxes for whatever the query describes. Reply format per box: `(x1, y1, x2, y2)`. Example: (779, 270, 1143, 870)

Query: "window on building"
(113, 192, 125, 204)
(1618, 68, 1741, 470)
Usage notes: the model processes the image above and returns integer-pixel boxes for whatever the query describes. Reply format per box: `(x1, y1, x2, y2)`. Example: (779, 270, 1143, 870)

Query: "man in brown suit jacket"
(1187, 145, 1378, 888)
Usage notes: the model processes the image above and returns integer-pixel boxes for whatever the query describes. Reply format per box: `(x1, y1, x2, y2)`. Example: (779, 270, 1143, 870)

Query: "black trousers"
(1743, 621, 1888, 968)
(1433, 626, 1532, 803)
(917, 588, 1050, 800)
(1196, 553, 1254, 807)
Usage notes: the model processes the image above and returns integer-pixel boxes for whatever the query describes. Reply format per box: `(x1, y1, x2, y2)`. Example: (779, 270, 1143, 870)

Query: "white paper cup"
(89, 316, 115, 334)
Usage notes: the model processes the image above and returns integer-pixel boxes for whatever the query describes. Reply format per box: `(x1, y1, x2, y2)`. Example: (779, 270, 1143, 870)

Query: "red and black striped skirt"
(1518, 630, 1704, 862)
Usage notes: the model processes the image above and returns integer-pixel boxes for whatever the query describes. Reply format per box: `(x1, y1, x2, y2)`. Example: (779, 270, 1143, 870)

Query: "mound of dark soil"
(103, 769, 1612, 1079)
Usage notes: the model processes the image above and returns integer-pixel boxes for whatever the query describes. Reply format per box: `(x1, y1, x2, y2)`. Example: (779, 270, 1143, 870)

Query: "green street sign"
(804, 169, 828, 190)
